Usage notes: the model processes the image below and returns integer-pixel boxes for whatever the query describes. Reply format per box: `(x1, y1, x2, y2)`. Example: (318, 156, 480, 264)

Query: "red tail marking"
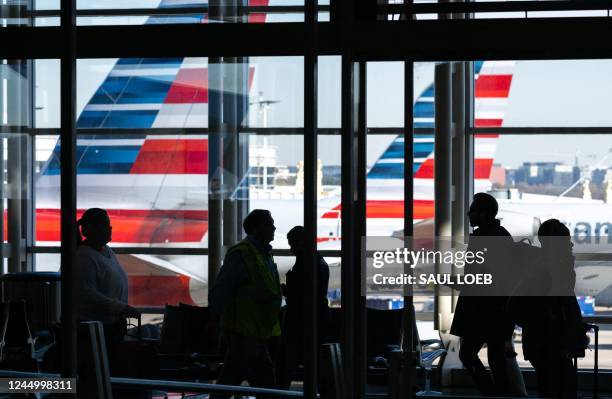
(130, 139, 208, 174)
(475, 75, 513, 98)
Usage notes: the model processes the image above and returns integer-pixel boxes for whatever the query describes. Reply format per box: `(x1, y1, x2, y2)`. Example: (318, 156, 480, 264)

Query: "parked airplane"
(497, 199, 612, 306)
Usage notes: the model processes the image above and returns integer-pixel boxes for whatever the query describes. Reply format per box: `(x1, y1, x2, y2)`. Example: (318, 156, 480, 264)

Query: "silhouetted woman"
(521, 219, 586, 399)
(76, 208, 139, 345)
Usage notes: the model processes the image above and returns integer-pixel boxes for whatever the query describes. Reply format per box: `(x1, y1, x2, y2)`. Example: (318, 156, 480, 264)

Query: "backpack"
(561, 297, 590, 358)
(505, 239, 542, 327)
(508, 238, 542, 296)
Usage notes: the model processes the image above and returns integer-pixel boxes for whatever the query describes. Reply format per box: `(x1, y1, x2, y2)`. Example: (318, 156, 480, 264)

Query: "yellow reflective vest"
(220, 239, 282, 339)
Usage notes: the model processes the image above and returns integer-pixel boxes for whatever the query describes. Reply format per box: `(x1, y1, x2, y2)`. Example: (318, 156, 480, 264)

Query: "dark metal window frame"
(5, 4, 330, 18)
(13, 126, 612, 136)
(5, 0, 612, 20)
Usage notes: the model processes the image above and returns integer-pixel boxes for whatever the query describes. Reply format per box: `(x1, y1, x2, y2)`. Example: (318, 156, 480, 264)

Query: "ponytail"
(76, 219, 84, 246)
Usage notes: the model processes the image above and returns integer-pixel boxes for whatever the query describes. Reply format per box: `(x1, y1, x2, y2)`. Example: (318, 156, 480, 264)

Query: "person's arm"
(283, 270, 293, 306)
(318, 254, 330, 302)
(77, 251, 131, 318)
(208, 250, 247, 315)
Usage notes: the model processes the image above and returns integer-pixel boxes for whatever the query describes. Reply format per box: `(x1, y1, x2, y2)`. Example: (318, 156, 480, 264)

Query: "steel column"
(5, 60, 28, 273)
(434, 63, 453, 332)
(223, 58, 239, 247)
(303, 0, 318, 396)
(451, 62, 466, 315)
(60, 0, 78, 381)
(396, 59, 418, 397)
(208, 55, 223, 290)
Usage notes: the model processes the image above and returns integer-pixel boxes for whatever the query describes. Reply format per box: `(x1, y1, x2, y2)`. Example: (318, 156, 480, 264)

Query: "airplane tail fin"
(474, 61, 516, 186)
(367, 61, 516, 182)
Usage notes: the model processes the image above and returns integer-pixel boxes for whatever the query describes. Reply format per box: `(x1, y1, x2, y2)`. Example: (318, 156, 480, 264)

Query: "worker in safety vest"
(209, 209, 281, 395)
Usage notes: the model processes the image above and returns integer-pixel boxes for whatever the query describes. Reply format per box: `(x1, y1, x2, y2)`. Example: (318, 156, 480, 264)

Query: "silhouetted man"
(277, 226, 330, 390)
(450, 193, 515, 396)
(209, 209, 282, 397)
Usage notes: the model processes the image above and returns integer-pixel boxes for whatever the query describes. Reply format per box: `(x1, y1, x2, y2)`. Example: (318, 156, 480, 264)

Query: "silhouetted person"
(76, 208, 140, 347)
(277, 226, 330, 390)
(450, 193, 515, 396)
(209, 209, 282, 397)
(520, 219, 584, 399)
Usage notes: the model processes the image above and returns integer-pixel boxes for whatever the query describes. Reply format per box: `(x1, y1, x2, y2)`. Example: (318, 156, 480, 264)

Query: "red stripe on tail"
(475, 75, 513, 98)
(34, 209, 208, 244)
(130, 139, 208, 174)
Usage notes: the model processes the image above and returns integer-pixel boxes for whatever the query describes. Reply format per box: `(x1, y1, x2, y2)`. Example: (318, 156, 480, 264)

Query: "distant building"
(592, 168, 607, 186)
(505, 168, 517, 186)
(490, 164, 506, 187)
(514, 161, 580, 187)
(553, 164, 575, 186)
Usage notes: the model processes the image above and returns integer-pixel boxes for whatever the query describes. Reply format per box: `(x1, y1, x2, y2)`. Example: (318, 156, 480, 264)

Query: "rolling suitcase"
(573, 323, 599, 399)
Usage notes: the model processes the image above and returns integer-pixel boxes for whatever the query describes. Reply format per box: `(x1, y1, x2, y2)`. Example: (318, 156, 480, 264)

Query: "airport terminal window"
(28, 55, 350, 313)
(75, 0, 307, 25)
(0, 60, 57, 274)
(57, 57, 306, 312)
(0, 0, 60, 26)
(318, 56, 341, 129)
(364, 62, 437, 328)
(367, 62, 405, 128)
(474, 3, 608, 20)
(480, 60, 612, 127)
(242, 134, 304, 248)
(7, 0, 612, 390)
(317, 134, 341, 249)
(75, 57, 304, 130)
(121, 254, 209, 308)
(35, 135, 61, 248)
(67, 57, 307, 250)
(34, 251, 209, 309)
(0, 0, 316, 26)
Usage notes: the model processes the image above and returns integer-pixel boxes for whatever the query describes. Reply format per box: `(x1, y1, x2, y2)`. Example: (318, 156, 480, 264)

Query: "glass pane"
(70, 56, 306, 316)
(0, 60, 45, 273)
(121, 253, 208, 308)
(318, 56, 340, 129)
(318, 134, 341, 247)
(76, 57, 304, 129)
(367, 62, 405, 128)
(244, 134, 304, 249)
(72, 56, 304, 251)
(362, 62, 439, 319)
(35, 253, 209, 308)
(0, 1, 60, 27)
(477, 60, 612, 128)
(75, 0, 307, 25)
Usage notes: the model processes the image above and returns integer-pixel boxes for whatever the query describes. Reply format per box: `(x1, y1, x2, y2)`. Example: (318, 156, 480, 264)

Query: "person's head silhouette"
(467, 192, 499, 228)
(538, 218, 573, 253)
(243, 209, 276, 244)
(287, 226, 305, 257)
(77, 208, 112, 250)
